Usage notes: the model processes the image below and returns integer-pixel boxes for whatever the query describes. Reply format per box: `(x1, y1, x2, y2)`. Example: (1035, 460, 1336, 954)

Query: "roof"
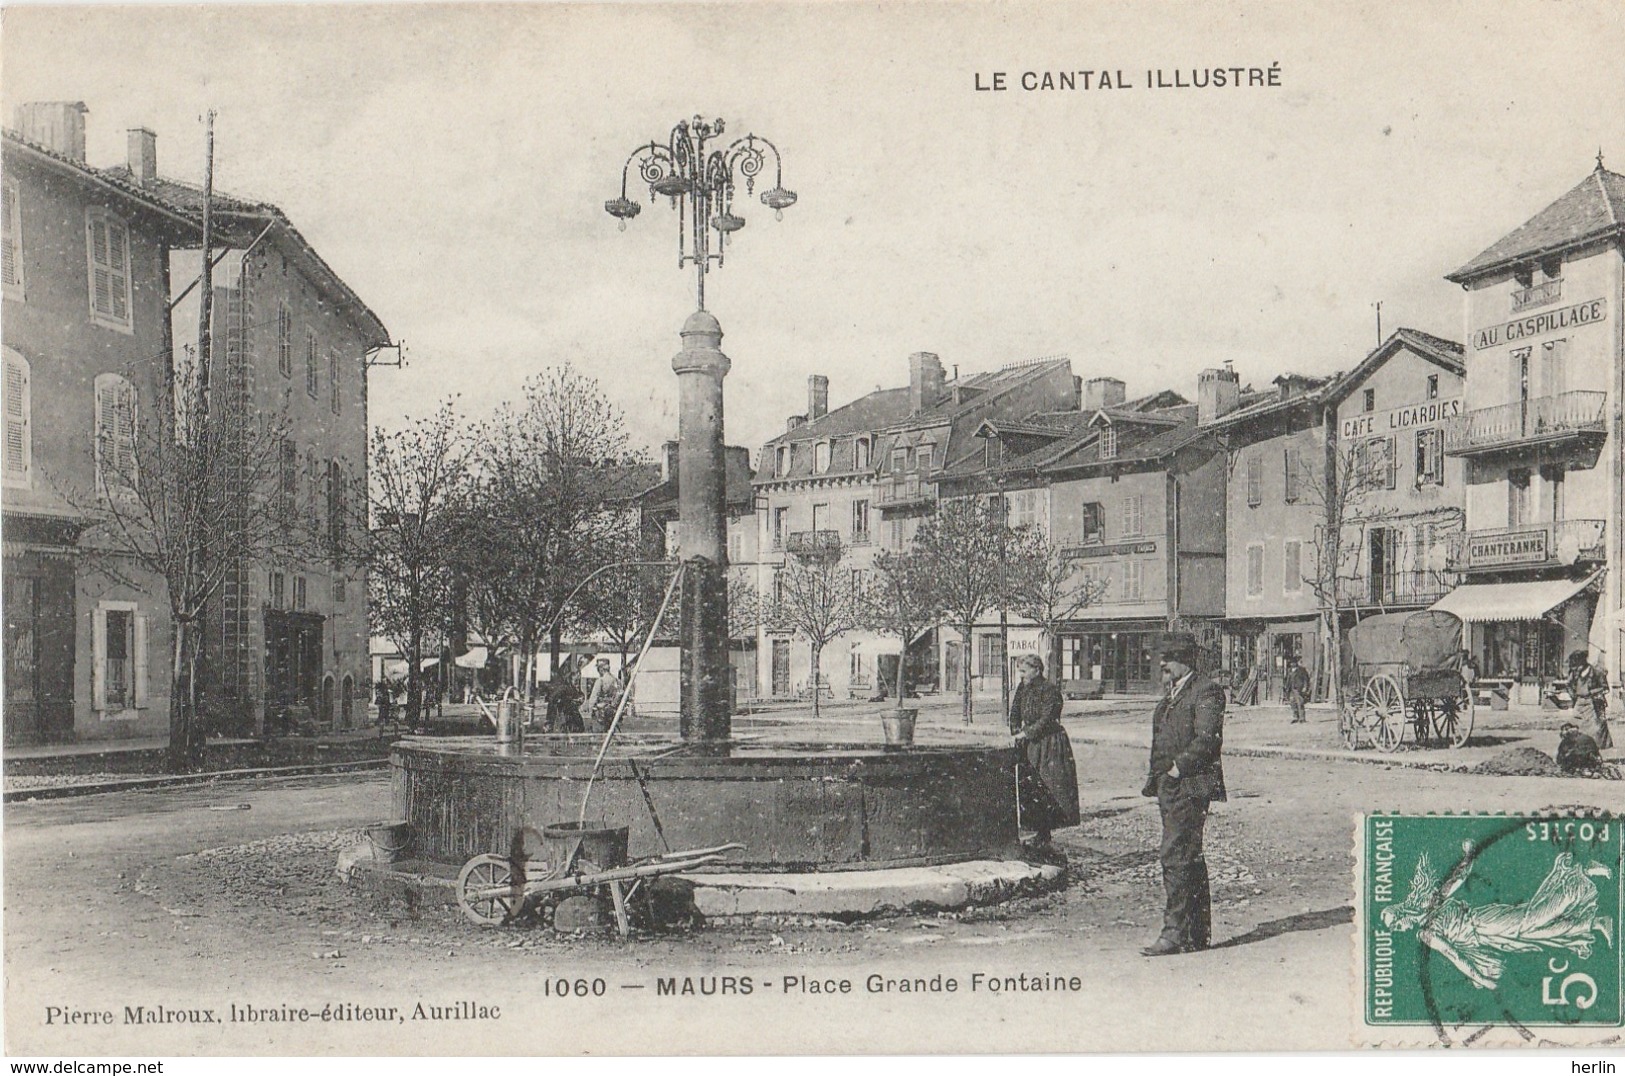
(1039, 405, 1211, 475)
(1320, 328, 1465, 406)
(1200, 378, 1330, 430)
(640, 450, 755, 513)
(1447, 164, 1625, 282)
(599, 462, 664, 504)
(3, 128, 390, 349)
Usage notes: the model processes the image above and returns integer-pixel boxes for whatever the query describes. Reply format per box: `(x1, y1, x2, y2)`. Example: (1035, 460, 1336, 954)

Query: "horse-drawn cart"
(1340, 609, 1473, 752)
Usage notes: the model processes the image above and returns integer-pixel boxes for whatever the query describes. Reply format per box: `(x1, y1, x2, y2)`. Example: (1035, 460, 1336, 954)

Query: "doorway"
(265, 611, 324, 731)
(771, 637, 791, 697)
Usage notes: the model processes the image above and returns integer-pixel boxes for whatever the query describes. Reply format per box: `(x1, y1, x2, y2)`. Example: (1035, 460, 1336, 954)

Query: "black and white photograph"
(3, 0, 1625, 1059)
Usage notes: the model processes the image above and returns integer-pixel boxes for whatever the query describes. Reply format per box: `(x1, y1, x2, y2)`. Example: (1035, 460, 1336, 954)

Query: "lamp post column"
(671, 309, 732, 742)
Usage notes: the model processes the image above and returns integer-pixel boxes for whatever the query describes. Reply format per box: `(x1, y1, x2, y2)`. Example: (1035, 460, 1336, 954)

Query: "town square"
(3, 0, 1624, 1059)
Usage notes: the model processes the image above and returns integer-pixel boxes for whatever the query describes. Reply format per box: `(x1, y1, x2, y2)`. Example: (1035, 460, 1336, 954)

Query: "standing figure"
(586, 657, 620, 733)
(1283, 654, 1311, 724)
(374, 679, 395, 728)
(1141, 633, 1227, 956)
(1569, 650, 1613, 750)
(547, 656, 586, 734)
(1009, 654, 1080, 847)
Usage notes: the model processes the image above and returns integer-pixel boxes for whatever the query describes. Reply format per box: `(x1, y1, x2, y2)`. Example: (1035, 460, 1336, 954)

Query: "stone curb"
(2, 757, 389, 802)
(1068, 734, 1489, 771)
(346, 857, 1067, 921)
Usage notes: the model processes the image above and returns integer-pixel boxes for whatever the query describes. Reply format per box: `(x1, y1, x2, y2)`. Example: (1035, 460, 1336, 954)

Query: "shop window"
(92, 602, 147, 712)
(1246, 543, 1264, 597)
(1415, 428, 1445, 487)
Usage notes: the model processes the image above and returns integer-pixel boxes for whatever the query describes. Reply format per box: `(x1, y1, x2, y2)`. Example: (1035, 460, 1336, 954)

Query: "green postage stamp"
(1360, 813, 1622, 1033)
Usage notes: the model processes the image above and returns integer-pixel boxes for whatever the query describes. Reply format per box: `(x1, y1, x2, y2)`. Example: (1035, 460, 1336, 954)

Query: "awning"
(454, 646, 489, 669)
(1429, 572, 1602, 623)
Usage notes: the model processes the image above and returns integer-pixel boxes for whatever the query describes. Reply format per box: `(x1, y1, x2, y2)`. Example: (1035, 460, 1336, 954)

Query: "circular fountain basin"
(392, 735, 1021, 871)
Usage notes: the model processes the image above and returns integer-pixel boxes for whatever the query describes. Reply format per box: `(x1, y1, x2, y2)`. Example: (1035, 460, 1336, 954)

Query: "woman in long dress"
(1569, 650, 1613, 750)
(1009, 654, 1081, 845)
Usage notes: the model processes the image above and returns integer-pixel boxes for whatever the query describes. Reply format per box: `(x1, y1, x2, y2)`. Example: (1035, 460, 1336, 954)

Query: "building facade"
(1435, 163, 1624, 707)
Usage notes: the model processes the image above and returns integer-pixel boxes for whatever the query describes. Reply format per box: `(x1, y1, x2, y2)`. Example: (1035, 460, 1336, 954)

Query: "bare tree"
(63, 362, 314, 771)
(470, 365, 637, 703)
(865, 549, 942, 700)
(1005, 528, 1110, 682)
(1297, 437, 1401, 711)
(368, 401, 472, 729)
(761, 543, 866, 718)
(909, 497, 1009, 724)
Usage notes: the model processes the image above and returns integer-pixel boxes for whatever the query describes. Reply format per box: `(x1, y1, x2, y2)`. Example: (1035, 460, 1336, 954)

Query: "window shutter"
(94, 377, 111, 490)
(4, 353, 29, 482)
(1384, 436, 1397, 488)
(116, 381, 137, 485)
(92, 606, 108, 710)
(134, 614, 150, 707)
(108, 224, 129, 319)
(2, 181, 20, 291)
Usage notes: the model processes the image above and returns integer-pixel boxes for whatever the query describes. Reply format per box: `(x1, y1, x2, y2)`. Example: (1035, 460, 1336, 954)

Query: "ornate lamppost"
(605, 117, 796, 742)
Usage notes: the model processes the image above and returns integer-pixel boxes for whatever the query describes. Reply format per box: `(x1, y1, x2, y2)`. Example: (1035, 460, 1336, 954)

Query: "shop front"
(1060, 619, 1163, 695)
(1224, 617, 1322, 703)
(1430, 572, 1603, 707)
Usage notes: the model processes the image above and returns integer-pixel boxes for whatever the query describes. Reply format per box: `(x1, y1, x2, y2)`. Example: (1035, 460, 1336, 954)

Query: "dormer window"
(854, 437, 872, 470)
(916, 445, 934, 472)
(776, 445, 789, 477)
(814, 441, 831, 474)
(1099, 424, 1118, 460)
(891, 447, 907, 473)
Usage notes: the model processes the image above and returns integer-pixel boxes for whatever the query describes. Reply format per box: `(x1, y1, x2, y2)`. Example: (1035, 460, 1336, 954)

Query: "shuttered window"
(1122, 493, 1145, 537)
(1283, 447, 1301, 503)
(3, 179, 23, 300)
(327, 459, 346, 551)
(328, 349, 341, 414)
(279, 438, 298, 516)
(1246, 452, 1262, 507)
(94, 373, 138, 494)
(86, 210, 133, 329)
(92, 603, 148, 712)
(1283, 539, 1303, 593)
(305, 331, 319, 397)
(278, 305, 293, 378)
(4, 350, 31, 487)
(1246, 543, 1265, 597)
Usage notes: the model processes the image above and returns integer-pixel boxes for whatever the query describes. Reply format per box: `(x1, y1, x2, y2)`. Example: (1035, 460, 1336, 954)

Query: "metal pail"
(882, 708, 917, 746)
(541, 822, 630, 871)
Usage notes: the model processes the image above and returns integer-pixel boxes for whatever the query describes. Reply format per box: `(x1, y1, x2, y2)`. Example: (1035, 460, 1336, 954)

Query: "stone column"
(671, 310, 732, 742)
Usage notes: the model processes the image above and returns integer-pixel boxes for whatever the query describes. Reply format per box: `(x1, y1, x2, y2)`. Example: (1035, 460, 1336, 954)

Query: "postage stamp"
(1359, 813, 1623, 1039)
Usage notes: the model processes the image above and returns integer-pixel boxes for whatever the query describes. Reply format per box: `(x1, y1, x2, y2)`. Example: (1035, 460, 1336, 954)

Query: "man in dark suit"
(1141, 633, 1227, 956)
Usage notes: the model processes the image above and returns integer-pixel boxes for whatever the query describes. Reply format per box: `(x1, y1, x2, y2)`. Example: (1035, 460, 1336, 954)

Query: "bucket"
(495, 696, 524, 748)
(882, 708, 917, 746)
(541, 822, 629, 871)
(365, 820, 413, 863)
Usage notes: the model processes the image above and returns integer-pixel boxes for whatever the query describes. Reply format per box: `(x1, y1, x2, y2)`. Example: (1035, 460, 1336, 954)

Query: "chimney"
(1073, 375, 1084, 410)
(126, 128, 157, 186)
(787, 415, 806, 431)
(14, 102, 88, 162)
(807, 375, 829, 421)
(1083, 377, 1126, 412)
(661, 439, 678, 484)
(908, 352, 946, 413)
(1197, 367, 1241, 425)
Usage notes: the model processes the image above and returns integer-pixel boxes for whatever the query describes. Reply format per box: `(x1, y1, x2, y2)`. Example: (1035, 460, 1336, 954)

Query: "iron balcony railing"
(1510, 278, 1562, 313)
(1347, 569, 1453, 608)
(1443, 390, 1607, 456)
(875, 475, 936, 508)
(1446, 518, 1606, 572)
(784, 529, 843, 556)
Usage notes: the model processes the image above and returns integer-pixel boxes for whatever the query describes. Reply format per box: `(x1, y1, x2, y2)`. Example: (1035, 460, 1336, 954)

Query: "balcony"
(1511, 277, 1562, 313)
(784, 529, 843, 558)
(1446, 519, 1606, 572)
(1348, 570, 1453, 608)
(1443, 391, 1607, 457)
(876, 475, 936, 510)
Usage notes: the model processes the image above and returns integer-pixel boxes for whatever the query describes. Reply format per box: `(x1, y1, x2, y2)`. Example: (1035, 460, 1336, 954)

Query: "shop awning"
(1429, 573, 1602, 623)
(454, 646, 489, 669)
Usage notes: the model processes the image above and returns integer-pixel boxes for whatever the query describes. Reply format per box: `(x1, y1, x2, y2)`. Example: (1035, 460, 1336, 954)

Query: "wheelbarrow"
(456, 823, 742, 936)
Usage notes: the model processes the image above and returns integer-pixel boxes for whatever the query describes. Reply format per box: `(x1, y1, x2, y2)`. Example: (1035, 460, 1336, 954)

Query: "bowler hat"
(1156, 632, 1199, 660)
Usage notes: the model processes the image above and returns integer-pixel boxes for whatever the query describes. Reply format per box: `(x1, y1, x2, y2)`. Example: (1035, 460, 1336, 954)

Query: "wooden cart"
(1340, 610, 1474, 752)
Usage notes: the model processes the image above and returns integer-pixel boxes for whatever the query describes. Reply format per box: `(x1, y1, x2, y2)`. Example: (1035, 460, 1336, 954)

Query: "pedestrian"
(1141, 632, 1227, 956)
(586, 656, 620, 733)
(374, 678, 395, 728)
(1009, 654, 1081, 847)
(1284, 654, 1311, 724)
(546, 656, 586, 734)
(1568, 650, 1613, 750)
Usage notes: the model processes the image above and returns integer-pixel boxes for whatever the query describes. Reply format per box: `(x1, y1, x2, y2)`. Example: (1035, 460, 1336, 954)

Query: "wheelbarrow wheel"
(458, 854, 523, 927)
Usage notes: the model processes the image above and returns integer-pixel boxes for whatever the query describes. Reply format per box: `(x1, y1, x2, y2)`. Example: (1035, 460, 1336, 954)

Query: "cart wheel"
(1438, 693, 1474, 748)
(1410, 696, 1436, 747)
(1366, 675, 1405, 753)
(457, 854, 523, 927)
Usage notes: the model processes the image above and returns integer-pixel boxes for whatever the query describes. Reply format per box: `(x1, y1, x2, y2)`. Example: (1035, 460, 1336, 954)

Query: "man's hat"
(1156, 632, 1199, 661)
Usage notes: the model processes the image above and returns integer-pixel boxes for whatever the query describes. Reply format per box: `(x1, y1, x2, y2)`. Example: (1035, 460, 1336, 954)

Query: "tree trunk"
(810, 643, 822, 720)
(407, 621, 424, 730)
(166, 616, 206, 773)
(961, 623, 974, 724)
(1048, 629, 1064, 689)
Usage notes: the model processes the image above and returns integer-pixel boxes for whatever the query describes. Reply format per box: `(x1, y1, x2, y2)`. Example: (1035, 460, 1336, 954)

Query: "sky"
(4, 0, 1624, 457)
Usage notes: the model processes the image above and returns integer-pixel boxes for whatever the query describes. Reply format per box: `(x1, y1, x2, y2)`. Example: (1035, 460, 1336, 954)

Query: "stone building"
(1433, 162, 1624, 707)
